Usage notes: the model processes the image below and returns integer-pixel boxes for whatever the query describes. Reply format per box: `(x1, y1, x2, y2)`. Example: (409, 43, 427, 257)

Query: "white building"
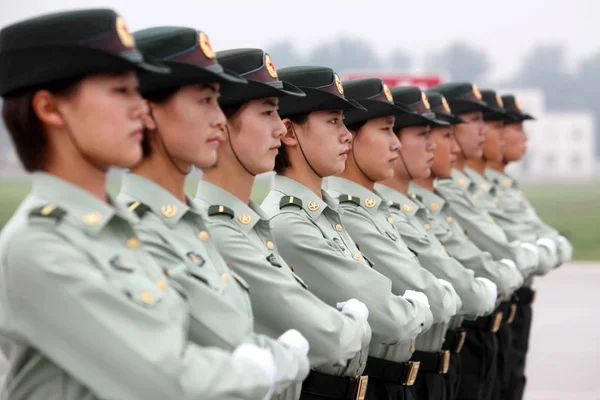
(499, 88, 596, 181)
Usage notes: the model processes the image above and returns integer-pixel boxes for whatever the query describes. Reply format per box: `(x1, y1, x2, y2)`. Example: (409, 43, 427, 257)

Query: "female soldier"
(116, 26, 310, 398)
(260, 69, 449, 400)
(193, 49, 372, 400)
(0, 10, 285, 400)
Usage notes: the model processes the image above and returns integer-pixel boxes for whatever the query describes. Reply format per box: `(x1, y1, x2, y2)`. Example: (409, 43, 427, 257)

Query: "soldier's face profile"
(430, 126, 458, 178)
(483, 121, 505, 163)
(502, 123, 527, 162)
(350, 115, 400, 182)
(146, 83, 226, 169)
(454, 111, 486, 160)
(43, 71, 146, 169)
(396, 125, 435, 180)
(226, 96, 286, 174)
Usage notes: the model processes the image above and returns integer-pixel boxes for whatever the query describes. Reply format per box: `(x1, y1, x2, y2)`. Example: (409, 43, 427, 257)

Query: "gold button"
(140, 291, 153, 304)
(198, 231, 209, 241)
(127, 237, 140, 249)
(156, 280, 167, 291)
(387, 217, 394, 223)
(410, 346, 416, 353)
(402, 204, 413, 212)
(489, 216, 495, 224)
(441, 249, 447, 255)
(471, 194, 478, 200)
(40, 204, 56, 216)
(493, 197, 499, 203)
(411, 193, 417, 199)
(266, 241, 275, 250)
(424, 224, 431, 231)
(429, 202, 439, 211)
(335, 224, 343, 232)
(161, 205, 178, 218)
(212, 283, 221, 291)
(82, 211, 102, 226)
(353, 253, 361, 261)
(517, 190, 523, 196)
(221, 273, 231, 282)
(238, 214, 252, 224)
(307, 201, 320, 211)
(447, 217, 453, 223)
(502, 179, 510, 187)
(457, 178, 466, 186)
(365, 198, 376, 208)
(481, 184, 488, 190)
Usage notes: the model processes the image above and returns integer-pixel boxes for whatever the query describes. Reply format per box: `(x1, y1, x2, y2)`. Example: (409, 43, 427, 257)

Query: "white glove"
(278, 329, 310, 356)
(233, 344, 276, 400)
(403, 290, 430, 309)
(557, 235, 573, 261)
(499, 259, 517, 271)
(500, 259, 524, 291)
(336, 298, 369, 323)
(437, 279, 462, 314)
(520, 242, 540, 267)
(537, 237, 557, 259)
(476, 277, 498, 312)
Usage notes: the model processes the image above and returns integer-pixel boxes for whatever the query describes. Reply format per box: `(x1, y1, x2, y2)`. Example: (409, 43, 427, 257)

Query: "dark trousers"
(415, 372, 447, 400)
(492, 302, 516, 400)
(444, 349, 461, 400)
(508, 288, 535, 400)
(366, 379, 416, 400)
(456, 327, 498, 400)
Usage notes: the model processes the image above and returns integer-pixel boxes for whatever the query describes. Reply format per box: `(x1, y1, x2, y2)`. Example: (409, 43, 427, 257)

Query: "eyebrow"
(383, 116, 395, 124)
(263, 98, 279, 107)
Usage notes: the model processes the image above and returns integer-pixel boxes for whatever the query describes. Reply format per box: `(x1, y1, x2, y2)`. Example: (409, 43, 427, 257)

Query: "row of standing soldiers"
(0, 8, 572, 400)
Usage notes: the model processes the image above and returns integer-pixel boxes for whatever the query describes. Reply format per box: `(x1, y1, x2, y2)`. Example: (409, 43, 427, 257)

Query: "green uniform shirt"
(409, 183, 523, 300)
(117, 173, 309, 395)
(194, 181, 370, 388)
(485, 168, 572, 264)
(262, 175, 434, 357)
(375, 183, 496, 321)
(0, 173, 274, 400)
(434, 170, 539, 279)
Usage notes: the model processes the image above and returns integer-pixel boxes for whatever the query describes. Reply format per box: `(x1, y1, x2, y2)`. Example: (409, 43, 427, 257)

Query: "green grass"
(1, 178, 598, 260)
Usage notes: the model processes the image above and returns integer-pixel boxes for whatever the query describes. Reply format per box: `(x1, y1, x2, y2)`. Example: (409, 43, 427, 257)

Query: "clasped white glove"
(437, 278, 462, 314)
(520, 242, 540, 266)
(500, 259, 524, 291)
(403, 290, 430, 309)
(233, 344, 276, 400)
(537, 237, 557, 259)
(336, 298, 369, 323)
(557, 235, 573, 261)
(278, 329, 310, 356)
(476, 277, 498, 312)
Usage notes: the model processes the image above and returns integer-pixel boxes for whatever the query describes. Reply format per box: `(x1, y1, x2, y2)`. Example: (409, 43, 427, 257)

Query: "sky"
(0, 0, 598, 81)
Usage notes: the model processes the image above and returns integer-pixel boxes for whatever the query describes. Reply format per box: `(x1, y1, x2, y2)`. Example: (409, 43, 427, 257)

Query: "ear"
(31, 90, 66, 128)
(280, 118, 299, 147)
(143, 100, 158, 131)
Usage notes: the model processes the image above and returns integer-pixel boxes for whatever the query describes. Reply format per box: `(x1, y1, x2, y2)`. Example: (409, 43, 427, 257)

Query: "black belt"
(443, 327, 467, 353)
(301, 371, 368, 400)
(515, 287, 536, 306)
(463, 311, 504, 333)
(363, 356, 420, 386)
(411, 350, 450, 374)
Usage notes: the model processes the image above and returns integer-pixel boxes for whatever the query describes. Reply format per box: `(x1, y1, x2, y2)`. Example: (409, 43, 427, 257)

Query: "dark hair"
(274, 113, 309, 174)
(345, 120, 367, 134)
(141, 87, 181, 157)
(2, 80, 80, 172)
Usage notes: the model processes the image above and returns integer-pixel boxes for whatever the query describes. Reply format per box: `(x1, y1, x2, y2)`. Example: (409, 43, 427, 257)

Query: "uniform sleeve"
(206, 221, 364, 368)
(270, 211, 425, 344)
(336, 207, 456, 324)
(2, 230, 272, 400)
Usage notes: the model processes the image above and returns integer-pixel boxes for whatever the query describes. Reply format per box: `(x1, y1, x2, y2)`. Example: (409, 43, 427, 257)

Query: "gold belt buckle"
(439, 350, 450, 374)
(530, 290, 537, 305)
(455, 330, 467, 353)
(491, 311, 504, 333)
(354, 375, 368, 400)
(508, 304, 517, 324)
(404, 361, 420, 386)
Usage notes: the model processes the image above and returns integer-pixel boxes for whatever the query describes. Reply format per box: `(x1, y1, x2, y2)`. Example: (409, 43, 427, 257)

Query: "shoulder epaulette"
(127, 201, 151, 218)
(207, 205, 234, 219)
(279, 196, 303, 210)
(338, 194, 360, 206)
(389, 202, 401, 210)
(29, 204, 66, 221)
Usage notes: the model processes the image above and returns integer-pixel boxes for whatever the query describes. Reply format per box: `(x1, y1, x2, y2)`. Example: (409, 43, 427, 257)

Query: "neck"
(130, 154, 188, 204)
(487, 160, 505, 172)
(413, 175, 435, 192)
(381, 174, 410, 195)
(203, 161, 254, 204)
(282, 168, 322, 198)
(455, 154, 466, 172)
(338, 167, 374, 191)
(465, 158, 486, 175)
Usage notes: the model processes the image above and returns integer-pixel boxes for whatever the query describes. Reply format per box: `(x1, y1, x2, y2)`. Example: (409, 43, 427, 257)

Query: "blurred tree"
(576, 51, 600, 156)
(307, 37, 383, 73)
(266, 41, 304, 69)
(388, 48, 412, 70)
(425, 42, 490, 81)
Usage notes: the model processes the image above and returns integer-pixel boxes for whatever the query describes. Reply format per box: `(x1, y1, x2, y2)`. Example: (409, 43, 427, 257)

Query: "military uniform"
(0, 10, 281, 400)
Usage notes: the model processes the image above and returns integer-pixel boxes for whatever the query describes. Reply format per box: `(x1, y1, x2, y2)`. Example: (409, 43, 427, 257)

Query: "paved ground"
(525, 262, 600, 400)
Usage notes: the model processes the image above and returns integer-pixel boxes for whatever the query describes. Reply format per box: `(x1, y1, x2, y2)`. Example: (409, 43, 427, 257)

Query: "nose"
(273, 117, 287, 138)
(391, 133, 401, 153)
(132, 97, 150, 120)
(341, 126, 352, 144)
(426, 135, 436, 152)
(211, 105, 227, 132)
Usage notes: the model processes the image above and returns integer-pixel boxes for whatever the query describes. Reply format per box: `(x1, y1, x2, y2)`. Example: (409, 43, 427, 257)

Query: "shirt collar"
(272, 175, 330, 218)
(120, 173, 195, 228)
(195, 180, 264, 232)
(484, 167, 514, 188)
(31, 172, 134, 235)
(326, 177, 385, 215)
(464, 167, 493, 193)
(450, 168, 473, 189)
(375, 183, 420, 217)
(409, 182, 447, 216)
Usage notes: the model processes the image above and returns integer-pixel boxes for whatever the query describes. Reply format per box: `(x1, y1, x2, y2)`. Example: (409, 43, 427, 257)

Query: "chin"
(116, 151, 143, 169)
(196, 154, 219, 169)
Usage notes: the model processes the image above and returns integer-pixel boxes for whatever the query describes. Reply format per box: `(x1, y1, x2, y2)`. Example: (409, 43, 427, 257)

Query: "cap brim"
(435, 112, 466, 125)
(119, 49, 170, 75)
(278, 87, 366, 118)
(448, 98, 496, 115)
(344, 99, 412, 126)
(219, 79, 305, 107)
(394, 111, 448, 130)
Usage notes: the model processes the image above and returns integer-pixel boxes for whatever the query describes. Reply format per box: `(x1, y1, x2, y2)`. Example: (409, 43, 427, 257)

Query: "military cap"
(480, 89, 509, 122)
(134, 27, 246, 96)
(0, 9, 167, 96)
(276, 66, 366, 118)
(424, 92, 466, 125)
(390, 86, 449, 129)
(341, 78, 414, 126)
(428, 82, 496, 115)
(216, 48, 305, 107)
(500, 95, 535, 123)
